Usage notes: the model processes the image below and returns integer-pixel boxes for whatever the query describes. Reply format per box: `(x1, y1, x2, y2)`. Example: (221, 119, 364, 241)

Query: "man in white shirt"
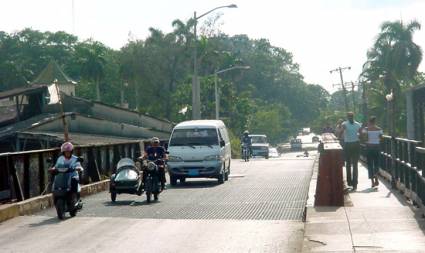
(342, 112, 362, 191)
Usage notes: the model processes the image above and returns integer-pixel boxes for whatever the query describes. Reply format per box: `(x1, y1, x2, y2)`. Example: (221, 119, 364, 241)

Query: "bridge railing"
(0, 141, 150, 203)
(361, 135, 425, 206)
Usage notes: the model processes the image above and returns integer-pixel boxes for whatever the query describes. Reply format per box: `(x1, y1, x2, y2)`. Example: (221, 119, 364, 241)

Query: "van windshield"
(251, 136, 268, 144)
(170, 128, 218, 146)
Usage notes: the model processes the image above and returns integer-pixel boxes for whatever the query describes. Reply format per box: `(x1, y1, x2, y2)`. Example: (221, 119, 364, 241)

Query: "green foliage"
(361, 20, 422, 135)
(228, 129, 241, 159)
(1, 22, 331, 143)
(248, 105, 290, 144)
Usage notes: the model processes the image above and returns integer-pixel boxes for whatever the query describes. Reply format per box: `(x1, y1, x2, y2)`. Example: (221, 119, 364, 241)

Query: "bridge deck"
(0, 153, 315, 253)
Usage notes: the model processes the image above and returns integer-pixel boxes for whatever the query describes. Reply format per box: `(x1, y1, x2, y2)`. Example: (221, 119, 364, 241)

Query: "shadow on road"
(169, 180, 220, 189)
(103, 199, 162, 207)
(103, 200, 135, 206)
(29, 217, 61, 227)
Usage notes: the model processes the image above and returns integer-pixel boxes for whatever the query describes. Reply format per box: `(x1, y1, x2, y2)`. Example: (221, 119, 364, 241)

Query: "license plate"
(188, 169, 199, 176)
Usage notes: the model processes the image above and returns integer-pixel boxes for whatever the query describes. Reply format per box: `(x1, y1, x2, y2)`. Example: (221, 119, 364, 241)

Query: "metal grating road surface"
(41, 156, 315, 221)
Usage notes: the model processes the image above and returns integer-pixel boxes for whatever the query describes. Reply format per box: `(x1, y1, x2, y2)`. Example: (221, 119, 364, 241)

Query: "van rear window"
(170, 128, 218, 146)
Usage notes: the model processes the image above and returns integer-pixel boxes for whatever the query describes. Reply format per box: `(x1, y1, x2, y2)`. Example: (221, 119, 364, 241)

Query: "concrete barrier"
(0, 179, 109, 223)
(0, 204, 20, 223)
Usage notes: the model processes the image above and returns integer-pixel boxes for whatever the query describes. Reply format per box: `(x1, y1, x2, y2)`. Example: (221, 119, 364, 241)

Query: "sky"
(1, 0, 425, 93)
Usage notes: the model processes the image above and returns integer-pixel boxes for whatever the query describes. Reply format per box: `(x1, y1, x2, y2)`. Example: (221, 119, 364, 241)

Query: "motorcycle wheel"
(111, 192, 117, 202)
(69, 194, 78, 217)
(146, 192, 152, 203)
(55, 198, 65, 220)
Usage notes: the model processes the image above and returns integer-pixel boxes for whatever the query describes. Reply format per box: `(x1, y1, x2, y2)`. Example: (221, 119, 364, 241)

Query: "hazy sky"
(1, 0, 424, 92)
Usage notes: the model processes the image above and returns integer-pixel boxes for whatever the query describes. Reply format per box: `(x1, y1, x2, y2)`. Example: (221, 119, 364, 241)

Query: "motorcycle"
(48, 157, 84, 220)
(110, 158, 143, 202)
(143, 159, 164, 203)
(241, 143, 250, 162)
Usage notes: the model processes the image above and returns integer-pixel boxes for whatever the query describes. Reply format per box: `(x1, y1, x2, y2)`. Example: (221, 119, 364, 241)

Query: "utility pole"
(345, 81, 358, 114)
(330, 66, 351, 112)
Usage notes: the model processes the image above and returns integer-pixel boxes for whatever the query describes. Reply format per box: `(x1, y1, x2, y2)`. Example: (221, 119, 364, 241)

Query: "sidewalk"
(303, 162, 425, 252)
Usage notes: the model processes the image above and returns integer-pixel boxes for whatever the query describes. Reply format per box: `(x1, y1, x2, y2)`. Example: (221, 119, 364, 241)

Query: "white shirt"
(366, 129, 383, 145)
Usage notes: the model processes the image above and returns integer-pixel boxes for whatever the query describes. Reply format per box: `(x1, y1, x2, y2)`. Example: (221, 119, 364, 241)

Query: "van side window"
(218, 127, 229, 142)
(218, 129, 224, 142)
(224, 129, 230, 142)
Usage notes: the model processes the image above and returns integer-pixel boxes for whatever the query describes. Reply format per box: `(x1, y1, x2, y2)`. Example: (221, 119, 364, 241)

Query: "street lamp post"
(192, 4, 237, 120)
(214, 65, 250, 119)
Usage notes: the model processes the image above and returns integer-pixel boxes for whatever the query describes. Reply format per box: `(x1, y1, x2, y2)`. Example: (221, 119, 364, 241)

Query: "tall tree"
(76, 40, 107, 101)
(362, 20, 422, 134)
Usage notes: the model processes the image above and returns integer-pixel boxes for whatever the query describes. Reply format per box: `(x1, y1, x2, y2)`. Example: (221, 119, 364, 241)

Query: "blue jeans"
(366, 146, 380, 179)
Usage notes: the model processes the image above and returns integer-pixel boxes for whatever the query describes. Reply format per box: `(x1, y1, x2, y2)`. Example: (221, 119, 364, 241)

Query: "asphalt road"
(0, 152, 316, 253)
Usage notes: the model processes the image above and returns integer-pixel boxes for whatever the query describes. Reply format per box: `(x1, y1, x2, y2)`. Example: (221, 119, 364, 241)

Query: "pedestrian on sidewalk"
(363, 116, 383, 188)
(322, 122, 334, 134)
(335, 119, 344, 146)
(342, 112, 362, 191)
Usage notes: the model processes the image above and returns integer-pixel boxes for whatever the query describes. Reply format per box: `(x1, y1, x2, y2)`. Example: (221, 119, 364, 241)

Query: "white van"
(167, 120, 231, 185)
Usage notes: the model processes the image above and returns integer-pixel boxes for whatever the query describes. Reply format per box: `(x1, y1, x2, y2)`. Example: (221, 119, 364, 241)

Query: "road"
(0, 152, 316, 253)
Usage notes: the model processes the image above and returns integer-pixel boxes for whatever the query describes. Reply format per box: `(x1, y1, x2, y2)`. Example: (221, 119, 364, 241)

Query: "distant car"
(268, 147, 280, 158)
(290, 138, 302, 151)
(249, 134, 270, 159)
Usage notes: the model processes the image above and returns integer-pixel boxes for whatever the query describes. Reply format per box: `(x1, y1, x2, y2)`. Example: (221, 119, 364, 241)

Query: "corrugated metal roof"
(19, 131, 140, 145)
(0, 86, 47, 99)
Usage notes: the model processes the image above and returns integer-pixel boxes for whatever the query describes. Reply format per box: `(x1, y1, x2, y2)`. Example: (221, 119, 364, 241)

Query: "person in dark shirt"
(322, 122, 335, 134)
(143, 137, 167, 190)
(241, 130, 252, 158)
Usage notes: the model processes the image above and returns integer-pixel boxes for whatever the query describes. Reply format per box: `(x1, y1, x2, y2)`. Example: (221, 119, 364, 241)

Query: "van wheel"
(170, 175, 177, 186)
(224, 163, 229, 181)
(217, 168, 225, 184)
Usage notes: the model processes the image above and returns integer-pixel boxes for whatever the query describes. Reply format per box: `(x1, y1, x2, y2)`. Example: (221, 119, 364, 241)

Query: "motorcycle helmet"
(243, 130, 249, 136)
(61, 142, 74, 153)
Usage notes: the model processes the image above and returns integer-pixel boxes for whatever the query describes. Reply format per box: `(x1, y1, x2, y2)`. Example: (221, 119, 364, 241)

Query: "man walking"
(342, 112, 362, 191)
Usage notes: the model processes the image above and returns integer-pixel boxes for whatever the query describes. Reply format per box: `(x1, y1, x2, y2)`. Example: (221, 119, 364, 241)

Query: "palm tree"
(362, 20, 422, 134)
(78, 40, 107, 101)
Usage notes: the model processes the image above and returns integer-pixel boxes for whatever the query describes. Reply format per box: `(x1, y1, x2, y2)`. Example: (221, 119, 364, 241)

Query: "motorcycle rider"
(143, 137, 167, 191)
(241, 130, 252, 158)
(51, 142, 83, 203)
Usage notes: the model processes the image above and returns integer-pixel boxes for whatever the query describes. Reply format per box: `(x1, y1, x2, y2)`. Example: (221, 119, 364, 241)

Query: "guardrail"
(361, 135, 425, 208)
(0, 141, 146, 203)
